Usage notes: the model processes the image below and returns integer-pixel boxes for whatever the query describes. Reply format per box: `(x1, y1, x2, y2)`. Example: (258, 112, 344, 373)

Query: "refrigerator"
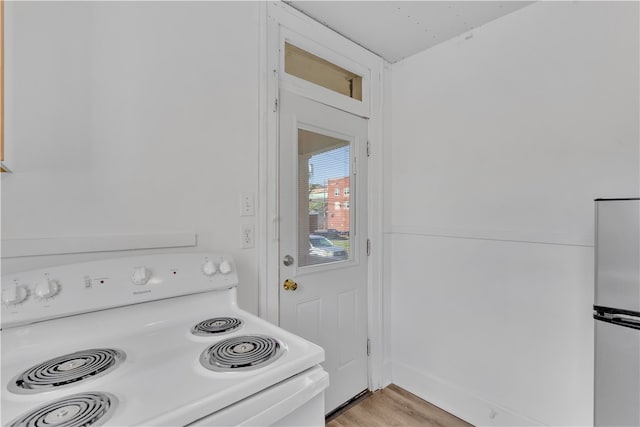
(594, 198, 640, 427)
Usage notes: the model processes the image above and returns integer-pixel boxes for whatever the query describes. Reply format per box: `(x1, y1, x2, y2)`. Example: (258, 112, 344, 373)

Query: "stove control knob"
(2, 283, 29, 306)
(219, 259, 232, 275)
(131, 266, 151, 286)
(35, 277, 60, 300)
(202, 260, 217, 277)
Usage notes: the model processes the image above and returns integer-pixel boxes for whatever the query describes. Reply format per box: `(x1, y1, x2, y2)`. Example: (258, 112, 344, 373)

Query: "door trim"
(259, 1, 388, 391)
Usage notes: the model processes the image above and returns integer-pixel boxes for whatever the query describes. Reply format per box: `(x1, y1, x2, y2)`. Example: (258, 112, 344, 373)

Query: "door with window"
(279, 90, 368, 413)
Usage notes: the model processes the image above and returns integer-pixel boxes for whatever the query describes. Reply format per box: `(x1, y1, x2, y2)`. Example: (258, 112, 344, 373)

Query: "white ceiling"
(286, 1, 534, 63)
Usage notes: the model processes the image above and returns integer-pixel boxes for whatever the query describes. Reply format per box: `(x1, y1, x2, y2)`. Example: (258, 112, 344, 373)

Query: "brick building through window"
(327, 176, 350, 232)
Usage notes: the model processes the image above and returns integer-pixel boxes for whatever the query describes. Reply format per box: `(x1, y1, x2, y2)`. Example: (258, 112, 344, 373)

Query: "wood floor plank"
(326, 384, 472, 427)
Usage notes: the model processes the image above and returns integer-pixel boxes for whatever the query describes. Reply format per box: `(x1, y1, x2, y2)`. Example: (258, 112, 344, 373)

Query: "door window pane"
(298, 128, 351, 266)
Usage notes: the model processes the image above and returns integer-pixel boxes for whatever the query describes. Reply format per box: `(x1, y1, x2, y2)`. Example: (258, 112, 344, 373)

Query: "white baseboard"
(392, 362, 545, 427)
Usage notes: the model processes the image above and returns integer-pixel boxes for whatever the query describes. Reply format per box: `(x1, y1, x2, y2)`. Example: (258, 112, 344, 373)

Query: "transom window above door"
(285, 42, 363, 101)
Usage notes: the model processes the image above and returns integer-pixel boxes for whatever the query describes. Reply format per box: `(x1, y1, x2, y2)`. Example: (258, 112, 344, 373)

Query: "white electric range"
(1, 253, 328, 426)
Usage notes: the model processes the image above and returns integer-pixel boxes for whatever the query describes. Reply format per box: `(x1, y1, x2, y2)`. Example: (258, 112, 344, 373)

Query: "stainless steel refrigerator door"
(594, 320, 640, 427)
(595, 199, 640, 313)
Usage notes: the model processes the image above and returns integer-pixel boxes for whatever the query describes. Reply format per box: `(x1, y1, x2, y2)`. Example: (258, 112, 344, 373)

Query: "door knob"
(283, 279, 298, 291)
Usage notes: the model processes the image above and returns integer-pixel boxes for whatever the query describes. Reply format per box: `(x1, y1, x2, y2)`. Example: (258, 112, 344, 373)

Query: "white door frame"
(257, 1, 387, 391)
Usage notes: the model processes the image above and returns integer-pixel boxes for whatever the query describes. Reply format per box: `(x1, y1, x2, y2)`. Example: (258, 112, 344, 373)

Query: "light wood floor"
(326, 384, 473, 427)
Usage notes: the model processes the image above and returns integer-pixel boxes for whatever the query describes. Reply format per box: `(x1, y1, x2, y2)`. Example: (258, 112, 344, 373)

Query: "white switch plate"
(241, 224, 254, 249)
(240, 192, 255, 217)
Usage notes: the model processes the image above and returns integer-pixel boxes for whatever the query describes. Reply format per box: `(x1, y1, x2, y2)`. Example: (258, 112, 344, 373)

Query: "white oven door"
(187, 366, 329, 427)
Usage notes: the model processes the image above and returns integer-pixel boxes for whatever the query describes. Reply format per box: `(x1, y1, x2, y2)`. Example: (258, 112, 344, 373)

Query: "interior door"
(278, 90, 368, 414)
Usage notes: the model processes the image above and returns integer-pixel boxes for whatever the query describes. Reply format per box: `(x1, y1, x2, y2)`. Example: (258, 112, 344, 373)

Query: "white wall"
(1, 1, 261, 312)
(389, 2, 639, 426)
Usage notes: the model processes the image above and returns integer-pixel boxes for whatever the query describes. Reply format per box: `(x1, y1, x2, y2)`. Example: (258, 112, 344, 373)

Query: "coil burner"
(9, 349, 125, 394)
(191, 317, 243, 336)
(7, 392, 117, 427)
(200, 335, 283, 372)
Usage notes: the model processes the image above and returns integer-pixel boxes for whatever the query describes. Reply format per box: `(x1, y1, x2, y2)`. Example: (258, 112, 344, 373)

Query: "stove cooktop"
(1, 293, 324, 427)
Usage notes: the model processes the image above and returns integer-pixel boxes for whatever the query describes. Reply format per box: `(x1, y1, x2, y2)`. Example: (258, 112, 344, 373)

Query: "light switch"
(240, 192, 254, 217)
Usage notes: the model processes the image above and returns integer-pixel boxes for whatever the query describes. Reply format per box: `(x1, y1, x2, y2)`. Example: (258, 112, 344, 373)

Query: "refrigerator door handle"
(610, 314, 640, 328)
(595, 312, 640, 330)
